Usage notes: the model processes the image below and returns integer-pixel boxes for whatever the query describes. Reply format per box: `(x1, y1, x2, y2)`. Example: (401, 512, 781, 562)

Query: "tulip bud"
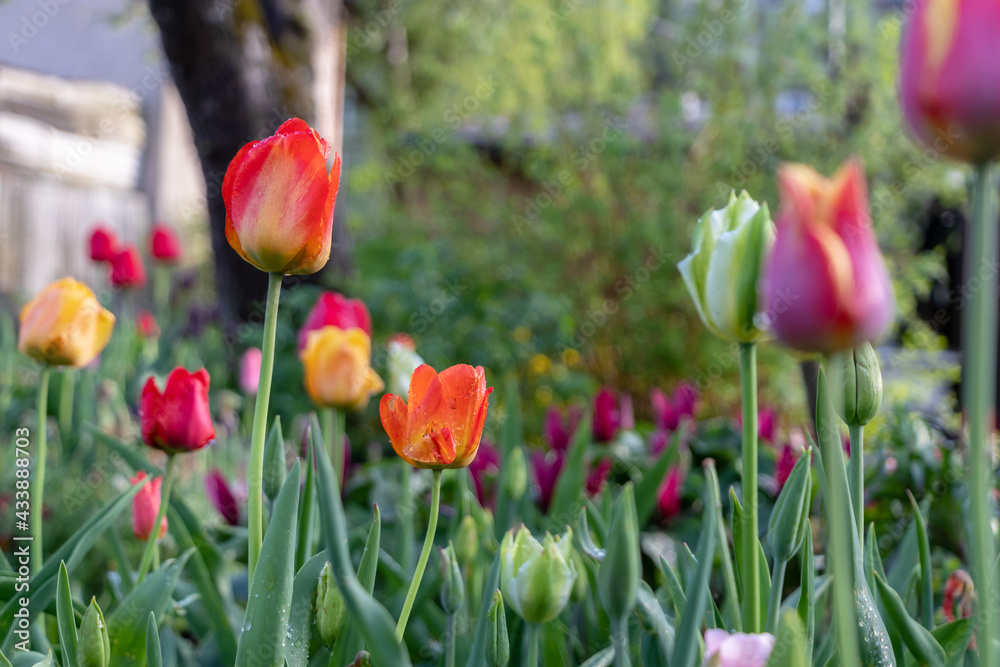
(78, 598, 110, 667)
(110, 245, 147, 289)
(301, 326, 384, 411)
(315, 562, 346, 648)
(263, 417, 287, 502)
(486, 590, 510, 667)
(500, 526, 577, 624)
(150, 223, 181, 263)
(19, 278, 115, 368)
(239, 347, 262, 395)
(439, 542, 465, 615)
(386, 334, 424, 399)
(678, 191, 776, 343)
(299, 292, 373, 352)
(140, 368, 216, 454)
(835, 343, 883, 427)
(89, 225, 119, 263)
(130, 471, 167, 541)
(598, 484, 640, 619)
(454, 514, 479, 564)
(504, 446, 528, 501)
(767, 450, 812, 562)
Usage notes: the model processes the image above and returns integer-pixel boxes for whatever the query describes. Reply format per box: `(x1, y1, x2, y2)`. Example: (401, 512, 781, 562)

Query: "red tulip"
(131, 471, 167, 540)
(774, 444, 800, 490)
(657, 465, 685, 521)
(89, 225, 119, 262)
(298, 291, 372, 352)
(205, 468, 240, 526)
(150, 223, 181, 262)
(380, 364, 493, 469)
(943, 570, 974, 623)
(110, 245, 147, 288)
(223, 118, 341, 275)
(899, 0, 1000, 164)
(136, 310, 159, 339)
(592, 388, 620, 443)
(140, 367, 216, 454)
(762, 160, 893, 352)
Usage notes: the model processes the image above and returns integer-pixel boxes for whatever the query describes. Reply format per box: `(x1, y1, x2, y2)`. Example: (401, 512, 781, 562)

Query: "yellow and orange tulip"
(223, 118, 342, 275)
(301, 326, 384, 410)
(18, 278, 115, 368)
(380, 364, 493, 469)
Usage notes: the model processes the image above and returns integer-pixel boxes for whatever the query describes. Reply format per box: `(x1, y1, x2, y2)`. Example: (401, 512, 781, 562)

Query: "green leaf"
(923, 618, 974, 667)
(263, 416, 287, 503)
(463, 553, 502, 667)
(145, 613, 161, 667)
(0, 481, 144, 651)
(579, 646, 615, 667)
(107, 550, 193, 666)
(332, 505, 383, 664)
(235, 460, 301, 667)
(313, 416, 412, 667)
(547, 414, 592, 526)
(635, 584, 673, 661)
(0, 648, 11, 667)
(796, 520, 814, 666)
(906, 491, 934, 630)
(634, 431, 680, 525)
(873, 571, 945, 666)
(730, 488, 770, 625)
(285, 550, 332, 667)
(765, 611, 808, 667)
(658, 555, 686, 618)
(295, 422, 317, 571)
(55, 561, 78, 667)
(670, 462, 718, 667)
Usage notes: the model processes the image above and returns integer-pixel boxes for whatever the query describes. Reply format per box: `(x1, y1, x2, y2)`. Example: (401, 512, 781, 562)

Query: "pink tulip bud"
(131, 471, 167, 541)
(703, 629, 775, 667)
(657, 465, 685, 521)
(239, 347, 262, 395)
(762, 160, 893, 353)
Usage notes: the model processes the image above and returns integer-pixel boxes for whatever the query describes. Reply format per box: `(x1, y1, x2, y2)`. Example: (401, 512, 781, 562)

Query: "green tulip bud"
(262, 417, 287, 501)
(504, 447, 528, 501)
(836, 343, 883, 426)
(486, 590, 510, 667)
(500, 525, 577, 624)
(440, 542, 465, 615)
(598, 483, 640, 619)
(767, 450, 812, 561)
(454, 514, 479, 564)
(78, 598, 110, 667)
(315, 562, 346, 648)
(678, 191, 776, 343)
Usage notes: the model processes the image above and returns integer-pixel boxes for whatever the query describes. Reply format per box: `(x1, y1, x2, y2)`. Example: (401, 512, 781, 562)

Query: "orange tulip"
(19, 278, 115, 368)
(380, 364, 493, 469)
(223, 118, 342, 275)
(301, 326, 384, 410)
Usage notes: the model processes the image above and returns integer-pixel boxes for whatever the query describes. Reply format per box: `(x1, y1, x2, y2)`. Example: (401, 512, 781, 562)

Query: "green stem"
(247, 272, 282, 579)
(965, 162, 999, 667)
(30, 367, 51, 575)
(58, 368, 75, 449)
(525, 623, 540, 667)
(849, 424, 864, 542)
(136, 454, 176, 583)
(154, 264, 170, 322)
(323, 408, 346, 485)
(739, 342, 760, 632)
(445, 613, 457, 667)
(394, 468, 442, 642)
(400, 464, 415, 572)
(710, 463, 741, 632)
(611, 615, 631, 667)
(765, 557, 787, 635)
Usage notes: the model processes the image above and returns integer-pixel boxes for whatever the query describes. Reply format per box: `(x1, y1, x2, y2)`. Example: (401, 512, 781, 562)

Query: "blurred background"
(0, 0, 967, 424)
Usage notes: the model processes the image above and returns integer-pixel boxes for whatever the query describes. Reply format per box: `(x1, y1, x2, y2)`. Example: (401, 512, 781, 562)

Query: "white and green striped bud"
(499, 525, 577, 625)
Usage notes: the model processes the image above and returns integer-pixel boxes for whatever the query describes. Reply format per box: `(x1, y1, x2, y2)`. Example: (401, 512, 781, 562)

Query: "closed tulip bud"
(762, 160, 894, 353)
(78, 598, 110, 667)
(767, 450, 812, 562)
(598, 484, 640, 619)
(262, 418, 287, 501)
(504, 446, 528, 501)
(486, 590, 510, 667)
(899, 0, 1000, 164)
(135, 310, 159, 340)
(89, 225, 119, 263)
(298, 292, 372, 351)
(150, 223, 181, 263)
(19, 278, 115, 368)
(110, 245, 146, 289)
(380, 364, 493, 470)
(500, 526, 577, 624)
(678, 191, 776, 343)
(301, 326, 384, 411)
(454, 514, 479, 564)
(223, 118, 341, 275)
(835, 343, 883, 427)
(315, 562, 346, 648)
(386, 334, 424, 399)
(140, 368, 216, 454)
(439, 542, 465, 614)
(130, 471, 167, 541)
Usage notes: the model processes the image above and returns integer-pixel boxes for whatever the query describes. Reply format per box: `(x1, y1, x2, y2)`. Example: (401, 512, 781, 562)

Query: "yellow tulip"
(19, 278, 115, 368)
(301, 326, 384, 410)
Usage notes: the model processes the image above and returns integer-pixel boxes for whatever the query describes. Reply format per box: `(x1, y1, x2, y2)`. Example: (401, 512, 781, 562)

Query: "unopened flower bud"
(78, 597, 110, 667)
(440, 542, 465, 615)
(486, 590, 510, 667)
(504, 447, 528, 501)
(836, 342, 883, 427)
(598, 484, 640, 619)
(767, 450, 812, 562)
(500, 525, 577, 624)
(454, 515, 479, 565)
(315, 562, 346, 648)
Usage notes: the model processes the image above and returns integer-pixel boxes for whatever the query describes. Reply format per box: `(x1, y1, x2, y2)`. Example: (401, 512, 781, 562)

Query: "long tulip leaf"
(55, 562, 77, 667)
(906, 490, 934, 630)
(873, 571, 945, 666)
(285, 550, 332, 667)
(145, 613, 162, 667)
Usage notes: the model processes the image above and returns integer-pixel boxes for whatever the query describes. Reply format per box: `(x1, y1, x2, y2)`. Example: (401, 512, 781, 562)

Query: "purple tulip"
(592, 388, 620, 443)
(206, 467, 240, 526)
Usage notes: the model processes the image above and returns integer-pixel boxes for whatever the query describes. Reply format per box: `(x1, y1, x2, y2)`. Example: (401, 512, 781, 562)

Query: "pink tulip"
(239, 347, 262, 395)
(774, 444, 800, 490)
(592, 388, 620, 443)
(586, 458, 612, 496)
(703, 629, 775, 667)
(899, 0, 1000, 164)
(532, 449, 565, 512)
(657, 465, 685, 521)
(544, 406, 582, 452)
(762, 160, 893, 352)
(131, 471, 167, 541)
